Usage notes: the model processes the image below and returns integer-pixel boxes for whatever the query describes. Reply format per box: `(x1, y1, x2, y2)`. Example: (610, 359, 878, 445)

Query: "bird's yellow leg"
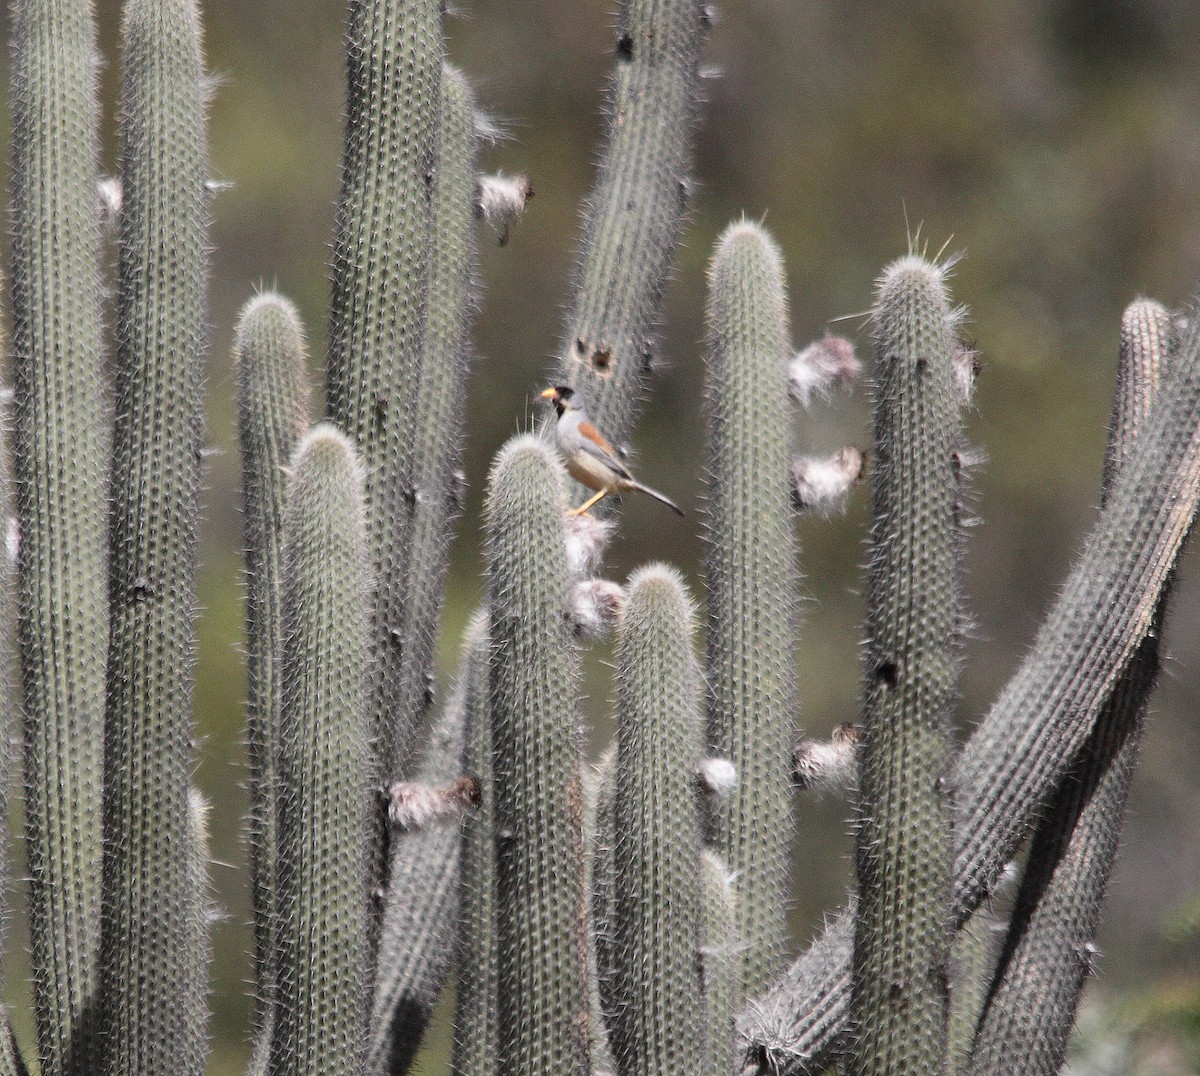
(568, 489, 608, 516)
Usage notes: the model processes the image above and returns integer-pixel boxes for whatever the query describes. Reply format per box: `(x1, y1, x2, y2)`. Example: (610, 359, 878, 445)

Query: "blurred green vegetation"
(3, 0, 1200, 1070)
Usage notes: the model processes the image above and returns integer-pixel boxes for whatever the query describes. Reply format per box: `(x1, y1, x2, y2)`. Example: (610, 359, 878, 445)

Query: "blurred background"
(4, 0, 1200, 1071)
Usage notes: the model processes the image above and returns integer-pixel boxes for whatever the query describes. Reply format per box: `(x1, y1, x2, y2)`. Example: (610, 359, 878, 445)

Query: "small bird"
(539, 385, 684, 517)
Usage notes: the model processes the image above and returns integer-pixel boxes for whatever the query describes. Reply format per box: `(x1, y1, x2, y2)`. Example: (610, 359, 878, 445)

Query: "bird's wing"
(576, 420, 633, 479)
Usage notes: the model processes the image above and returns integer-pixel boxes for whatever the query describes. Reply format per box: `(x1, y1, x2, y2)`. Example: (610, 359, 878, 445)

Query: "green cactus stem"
(610, 565, 705, 1075)
(485, 436, 589, 1075)
(269, 425, 371, 1076)
(235, 292, 312, 1050)
(740, 285, 1200, 1076)
(97, 0, 209, 1070)
(849, 254, 964, 1076)
(966, 298, 1176, 1075)
(324, 0, 445, 794)
(369, 616, 483, 1075)
(554, 0, 708, 457)
(704, 220, 800, 996)
(581, 747, 619, 1076)
(701, 851, 740, 1076)
(946, 910, 1001, 1075)
(8, 0, 108, 1068)
(369, 64, 481, 1068)
(451, 613, 499, 1076)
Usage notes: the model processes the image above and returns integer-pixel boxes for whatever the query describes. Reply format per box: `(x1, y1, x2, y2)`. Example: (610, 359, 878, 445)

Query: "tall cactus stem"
(965, 298, 1176, 1075)
(370, 65, 482, 1067)
(324, 0, 444, 791)
(704, 220, 800, 995)
(370, 613, 483, 1074)
(848, 254, 964, 1075)
(554, 0, 709, 456)
(98, 0, 209, 1070)
(485, 436, 589, 1075)
(235, 292, 312, 1050)
(610, 564, 705, 1075)
(701, 851, 740, 1076)
(9, 0, 108, 1068)
(582, 746, 618, 1076)
(451, 613, 499, 1076)
(269, 425, 371, 1076)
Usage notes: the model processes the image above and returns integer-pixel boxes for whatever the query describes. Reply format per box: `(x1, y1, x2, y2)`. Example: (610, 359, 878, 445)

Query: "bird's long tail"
(631, 481, 685, 516)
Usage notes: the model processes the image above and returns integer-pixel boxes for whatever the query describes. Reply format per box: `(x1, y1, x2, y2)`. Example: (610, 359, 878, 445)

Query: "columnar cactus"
(98, 1, 210, 1071)
(965, 298, 1177, 1074)
(235, 292, 312, 1052)
(5, 2, 1200, 1076)
(269, 426, 371, 1076)
(9, 0, 108, 1068)
(451, 613, 498, 1076)
(609, 564, 706, 1075)
(324, 0, 444, 796)
(704, 220, 800, 996)
(485, 437, 590, 1075)
(739, 284, 1200, 1073)
(554, 0, 708, 454)
(849, 255, 965, 1075)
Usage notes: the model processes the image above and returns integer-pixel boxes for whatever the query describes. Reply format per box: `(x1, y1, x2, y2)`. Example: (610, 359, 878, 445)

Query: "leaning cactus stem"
(965, 298, 1176, 1074)
(554, 0, 708, 457)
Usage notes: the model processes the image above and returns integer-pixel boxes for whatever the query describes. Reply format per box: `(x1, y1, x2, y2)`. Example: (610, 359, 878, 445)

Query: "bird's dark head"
(538, 385, 579, 416)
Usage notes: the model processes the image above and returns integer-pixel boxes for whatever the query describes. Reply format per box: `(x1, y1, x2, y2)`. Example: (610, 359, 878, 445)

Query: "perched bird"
(539, 385, 684, 516)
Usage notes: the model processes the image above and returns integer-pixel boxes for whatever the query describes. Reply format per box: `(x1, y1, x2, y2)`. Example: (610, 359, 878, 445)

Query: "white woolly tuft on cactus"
(788, 335, 860, 406)
(791, 447, 864, 512)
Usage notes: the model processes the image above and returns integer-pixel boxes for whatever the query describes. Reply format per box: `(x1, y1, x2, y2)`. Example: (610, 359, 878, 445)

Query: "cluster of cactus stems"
(4, 1, 1199, 1075)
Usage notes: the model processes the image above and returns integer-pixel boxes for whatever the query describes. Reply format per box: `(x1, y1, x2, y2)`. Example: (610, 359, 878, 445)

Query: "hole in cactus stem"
(875, 661, 898, 690)
(615, 32, 634, 60)
(592, 348, 612, 371)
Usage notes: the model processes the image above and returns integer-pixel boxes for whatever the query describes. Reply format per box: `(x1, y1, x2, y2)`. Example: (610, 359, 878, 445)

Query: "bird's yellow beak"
(538, 387, 558, 401)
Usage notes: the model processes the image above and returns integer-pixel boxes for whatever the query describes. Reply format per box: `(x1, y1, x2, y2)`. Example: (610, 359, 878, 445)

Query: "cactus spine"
(8, 0, 108, 1068)
(324, 0, 444, 791)
(485, 436, 589, 1076)
(98, 0, 210, 1070)
(452, 613, 499, 1076)
(704, 220, 799, 995)
(269, 426, 371, 1076)
(610, 565, 705, 1075)
(849, 256, 964, 1075)
(966, 299, 1176, 1074)
(235, 292, 312, 1050)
